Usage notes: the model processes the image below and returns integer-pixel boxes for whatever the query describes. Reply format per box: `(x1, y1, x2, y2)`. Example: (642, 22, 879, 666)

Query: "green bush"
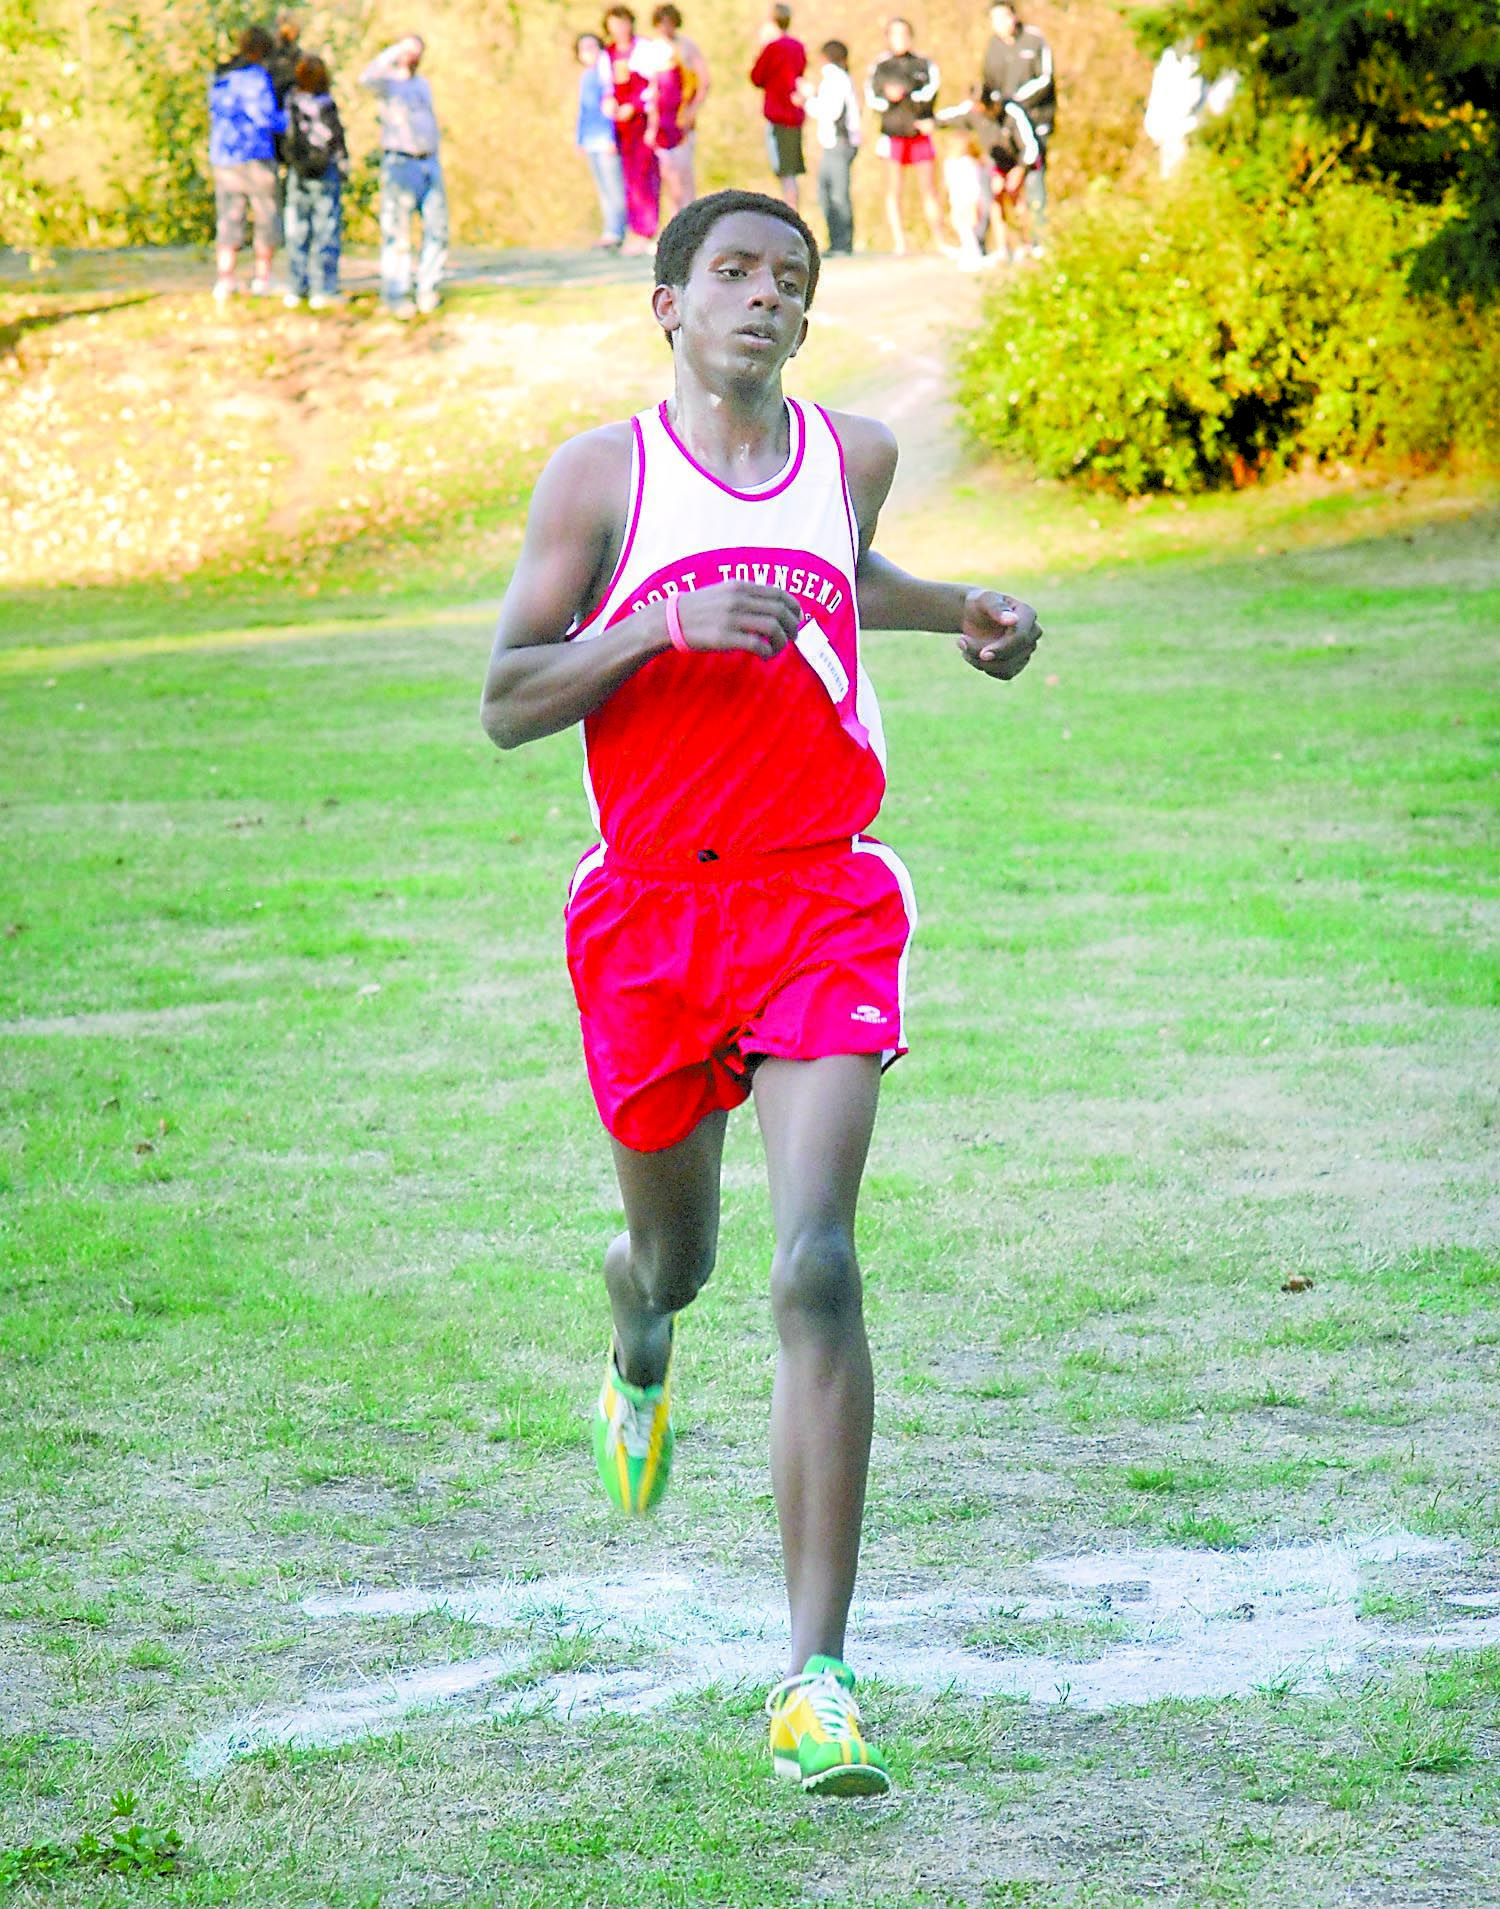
(956, 154, 1500, 494)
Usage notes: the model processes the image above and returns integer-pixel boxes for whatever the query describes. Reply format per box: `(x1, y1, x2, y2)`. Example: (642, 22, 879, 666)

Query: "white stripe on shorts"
(851, 835, 918, 1064)
(567, 841, 609, 909)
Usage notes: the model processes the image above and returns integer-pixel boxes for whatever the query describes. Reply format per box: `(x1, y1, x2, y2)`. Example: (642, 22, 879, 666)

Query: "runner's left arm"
(830, 409, 1042, 679)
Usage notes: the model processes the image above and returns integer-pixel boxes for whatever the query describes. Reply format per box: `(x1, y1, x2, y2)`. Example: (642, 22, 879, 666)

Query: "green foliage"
(107, 1, 240, 243)
(957, 138, 1500, 495)
(1137, 0, 1500, 302)
(0, 0, 84, 252)
(0, 1789, 183, 1884)
(106, 1, 375, 245)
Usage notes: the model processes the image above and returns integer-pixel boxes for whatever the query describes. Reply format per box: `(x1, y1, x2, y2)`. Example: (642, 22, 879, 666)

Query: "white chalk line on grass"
(185, 1531, 1500, 1778)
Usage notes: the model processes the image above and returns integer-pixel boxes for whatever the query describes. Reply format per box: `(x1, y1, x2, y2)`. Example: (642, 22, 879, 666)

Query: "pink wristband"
(665, 594, 691, 654)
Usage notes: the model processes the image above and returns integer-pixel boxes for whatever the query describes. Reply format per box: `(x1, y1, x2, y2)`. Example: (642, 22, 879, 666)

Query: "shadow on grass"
(0, 295, 153, 361)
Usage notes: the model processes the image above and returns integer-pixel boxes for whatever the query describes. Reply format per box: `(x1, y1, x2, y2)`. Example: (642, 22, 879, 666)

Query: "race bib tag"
(794, 622, 850, 703)
(794, 617, 868, 750)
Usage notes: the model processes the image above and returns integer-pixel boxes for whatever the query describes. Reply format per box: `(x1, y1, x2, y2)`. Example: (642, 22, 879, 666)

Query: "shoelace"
(605, 1383, 658, 1461)
(764, 1668, 861, 1738)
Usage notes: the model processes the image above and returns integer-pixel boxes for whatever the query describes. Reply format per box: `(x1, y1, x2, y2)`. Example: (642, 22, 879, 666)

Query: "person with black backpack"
(283, 54, 348, 309)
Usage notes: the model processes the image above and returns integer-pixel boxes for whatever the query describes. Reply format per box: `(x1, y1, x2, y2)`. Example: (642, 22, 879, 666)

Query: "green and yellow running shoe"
(592, 1331, 674, 1514)
(766, 1655, 891, 1798)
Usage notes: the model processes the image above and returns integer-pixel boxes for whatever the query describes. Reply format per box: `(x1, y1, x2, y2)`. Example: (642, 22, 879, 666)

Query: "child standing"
(282, 55, 348, 308)
(576, 31, 626, 248)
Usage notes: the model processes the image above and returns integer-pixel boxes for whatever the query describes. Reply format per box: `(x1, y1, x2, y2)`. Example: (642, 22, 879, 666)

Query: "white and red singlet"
(563, 398, 917, 1151)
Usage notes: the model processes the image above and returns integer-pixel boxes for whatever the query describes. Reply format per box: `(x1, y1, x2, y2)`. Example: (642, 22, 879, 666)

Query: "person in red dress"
(480, 189, 1041, 1796)
(604, 4, 660, 253)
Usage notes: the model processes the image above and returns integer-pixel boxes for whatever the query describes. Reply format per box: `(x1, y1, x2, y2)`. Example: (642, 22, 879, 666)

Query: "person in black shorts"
(750, 5, 808, 209)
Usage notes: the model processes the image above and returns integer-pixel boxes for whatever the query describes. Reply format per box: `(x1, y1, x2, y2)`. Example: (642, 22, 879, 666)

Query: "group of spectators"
(208, 15, 447, 318)
(208, 3, 1057, 317)
(575, 2, 1055, 267)
(575, 7, 713, 254)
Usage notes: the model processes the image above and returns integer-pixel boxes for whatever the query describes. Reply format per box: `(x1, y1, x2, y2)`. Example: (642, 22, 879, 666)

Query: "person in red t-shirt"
(749, 4, 808, 209)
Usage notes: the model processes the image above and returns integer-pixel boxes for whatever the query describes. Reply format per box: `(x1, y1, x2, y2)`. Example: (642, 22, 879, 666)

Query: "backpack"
(287, 92, 338, 179)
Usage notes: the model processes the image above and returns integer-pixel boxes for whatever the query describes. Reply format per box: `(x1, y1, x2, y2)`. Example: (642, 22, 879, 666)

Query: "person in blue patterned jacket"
(209, 25, 287, 301)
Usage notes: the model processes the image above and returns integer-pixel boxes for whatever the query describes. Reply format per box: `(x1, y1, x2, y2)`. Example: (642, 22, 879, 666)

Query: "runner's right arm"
(480, 429, 800, 750)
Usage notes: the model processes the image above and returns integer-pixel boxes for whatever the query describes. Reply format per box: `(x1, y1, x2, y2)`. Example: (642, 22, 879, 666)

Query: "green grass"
(2, 274, 1499, 1904)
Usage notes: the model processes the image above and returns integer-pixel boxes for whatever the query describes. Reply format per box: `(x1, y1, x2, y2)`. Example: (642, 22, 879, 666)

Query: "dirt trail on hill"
(790, 254, 985, 510)
(3, 243, 982, 538)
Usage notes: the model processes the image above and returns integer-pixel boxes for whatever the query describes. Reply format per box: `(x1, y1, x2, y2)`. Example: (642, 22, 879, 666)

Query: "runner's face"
(991, 5, 1018, 40)
(888, 21, 912, 53)
(662, 212, 811, 384)
(578, 34, 601, 64)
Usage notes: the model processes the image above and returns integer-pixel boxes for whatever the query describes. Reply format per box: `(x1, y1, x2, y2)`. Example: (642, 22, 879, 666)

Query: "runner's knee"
(631, 1228, 716, 1313)
(771, 1225, 861, 1327)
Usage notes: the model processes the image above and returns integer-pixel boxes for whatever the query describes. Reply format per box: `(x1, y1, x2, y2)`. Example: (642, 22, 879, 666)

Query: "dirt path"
(2, 243, 987, 592)
(2, 240, 982, 513)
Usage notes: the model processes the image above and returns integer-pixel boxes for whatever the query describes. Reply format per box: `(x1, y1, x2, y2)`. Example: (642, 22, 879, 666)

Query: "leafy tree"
(0, 0, 83, 253)
(107, 1, 376, 244)
(1137, 0, 1500, 302)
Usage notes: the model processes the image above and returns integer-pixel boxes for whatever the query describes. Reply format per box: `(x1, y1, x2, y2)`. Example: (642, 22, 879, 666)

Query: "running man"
(480, 188, 1040, 1797)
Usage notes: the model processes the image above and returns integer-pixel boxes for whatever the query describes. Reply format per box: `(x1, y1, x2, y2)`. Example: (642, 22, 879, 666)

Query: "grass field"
(3, 264, 1499, 1906)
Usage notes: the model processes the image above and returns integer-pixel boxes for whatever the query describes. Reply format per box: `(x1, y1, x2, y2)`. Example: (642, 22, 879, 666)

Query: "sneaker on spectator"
(249, 276, 272, 296)
(283, 292, 304, 309)
(212, 277, 237, 303)
(416, 289, 440, 315)
(308, 294, 340, 311)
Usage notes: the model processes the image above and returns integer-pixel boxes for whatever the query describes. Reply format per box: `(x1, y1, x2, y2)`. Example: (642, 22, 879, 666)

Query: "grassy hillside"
(9, 258, 1495, 621)
(3, 383, 1498, 1909)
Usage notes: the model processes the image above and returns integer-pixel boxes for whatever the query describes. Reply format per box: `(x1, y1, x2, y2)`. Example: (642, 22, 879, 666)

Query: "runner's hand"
(956, 588, 1041, 679)
(671, 582, 801, 659)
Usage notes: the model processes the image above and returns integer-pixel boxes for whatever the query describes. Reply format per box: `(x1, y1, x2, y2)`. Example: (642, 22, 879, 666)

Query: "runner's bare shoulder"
(530, 419, 636, 545)
(514, 420, 637, 632)
(819, 410, 899, 525)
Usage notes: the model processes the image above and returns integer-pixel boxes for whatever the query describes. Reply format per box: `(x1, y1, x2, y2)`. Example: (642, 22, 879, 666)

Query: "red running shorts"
(882, 133, 936, 166)
(564, 835, 917, 1154)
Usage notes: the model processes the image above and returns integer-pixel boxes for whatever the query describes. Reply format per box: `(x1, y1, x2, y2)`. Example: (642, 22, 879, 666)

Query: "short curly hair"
(654, 189, 820, 311)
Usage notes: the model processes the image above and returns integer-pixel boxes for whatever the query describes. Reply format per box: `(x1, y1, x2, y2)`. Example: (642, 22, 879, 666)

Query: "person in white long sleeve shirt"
(806, 40, 860, 255)
(360, 34, 447, 316)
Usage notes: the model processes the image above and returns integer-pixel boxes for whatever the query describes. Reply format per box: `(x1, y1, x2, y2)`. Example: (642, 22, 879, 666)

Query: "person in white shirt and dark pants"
(807, 40, 860, 256)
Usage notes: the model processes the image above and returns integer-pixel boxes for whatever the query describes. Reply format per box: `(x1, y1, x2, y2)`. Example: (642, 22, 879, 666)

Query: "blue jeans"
(583, 143, 626, 244)
(817, 142, 855, 254)
(284, 171, 342, 298)
(380, 153, 448, 307)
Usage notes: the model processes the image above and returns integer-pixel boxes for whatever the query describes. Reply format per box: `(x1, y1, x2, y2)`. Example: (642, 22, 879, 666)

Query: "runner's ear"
(787, 314, 809, 361)
(652, 282, 682, 345)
